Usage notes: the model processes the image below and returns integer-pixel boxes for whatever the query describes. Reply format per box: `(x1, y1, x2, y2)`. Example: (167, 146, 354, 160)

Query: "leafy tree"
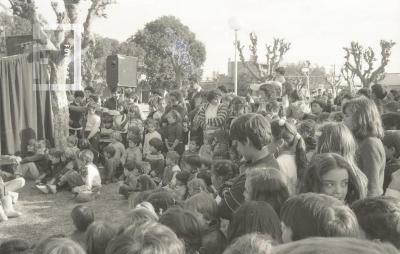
(0, 12, 32, 36)
(343, 40, 396, 88)
(132, 15, 206, 90)
(7, 0, 113, 148)
(237, 33, 291, 82)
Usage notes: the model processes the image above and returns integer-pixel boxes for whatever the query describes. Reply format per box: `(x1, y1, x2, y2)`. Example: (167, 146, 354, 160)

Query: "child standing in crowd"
(119, 161, 139, 198)
(271, 118, 308, 193)
(103, 145, 121, 184)
(121, 135, 142, 166)
(146, 137, 165, 181)
(382, 131, 400, 197)
(185, 192, 227, 254)
(162, 110, 184, 155)
(161, 151, 181, 187)
(143, 119, 162, 159)
(316, 122, 368, 198)
(300, 153, 364, 204)
(343, 97, 386, 197)
(244, 168, 289, 214)
(219, 113, 280, 221)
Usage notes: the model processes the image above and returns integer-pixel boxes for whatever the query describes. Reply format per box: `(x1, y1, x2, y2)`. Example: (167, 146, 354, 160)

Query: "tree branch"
(237, 40, 263, 82)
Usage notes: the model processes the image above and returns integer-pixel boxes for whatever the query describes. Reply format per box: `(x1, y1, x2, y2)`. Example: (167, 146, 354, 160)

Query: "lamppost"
(228, 17, 241, 95)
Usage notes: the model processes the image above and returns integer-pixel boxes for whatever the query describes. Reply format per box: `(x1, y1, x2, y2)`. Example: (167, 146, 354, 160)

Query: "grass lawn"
(0, 181, 130, 245)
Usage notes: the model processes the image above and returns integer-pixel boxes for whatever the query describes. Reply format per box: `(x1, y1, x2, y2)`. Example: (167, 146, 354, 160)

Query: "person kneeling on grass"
(0, 176, 22, 222)
(58, 150, 101, 202)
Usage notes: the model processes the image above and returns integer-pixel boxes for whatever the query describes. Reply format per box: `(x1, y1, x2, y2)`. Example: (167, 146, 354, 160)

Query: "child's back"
(277, 152, 297, 196)
(110, 141, 125, 161)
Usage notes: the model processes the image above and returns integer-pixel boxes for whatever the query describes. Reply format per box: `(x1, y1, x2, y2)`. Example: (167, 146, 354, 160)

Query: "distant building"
(380, 73, 400, 90)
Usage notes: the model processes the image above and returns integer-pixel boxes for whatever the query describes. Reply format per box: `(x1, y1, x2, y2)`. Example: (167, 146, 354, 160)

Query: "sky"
(2, 0, 400, 78)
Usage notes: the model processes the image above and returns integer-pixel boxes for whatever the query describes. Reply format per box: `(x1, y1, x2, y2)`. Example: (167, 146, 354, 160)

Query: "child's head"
(36, 139, 49, 154)
(271, 118, 308, 173)
(34, 237, 85, 254)
(85, 221, 116, 254)
(180, 154, 203, 173)
(382, 130, 400, 160)
(145, 118, 159, 133)
(166, 110, 182, 124)
(223, 233, 273, 254)
(301, 153, 363, 204)
(296, 119, 316, 150)
(27, 138, 37, 152)
(188, 138, 201, 153)
(187, 178, 208, 197)
(229, 96, 250, 117)
(280, 193, 360, 243)
(244, 168, 289, 214)
(71, 205, 94, 232)
(166, 151, 180, 166)
(48, 148, 64, 164)
(342, 97, 384, 139)
(106, 221, 185, 254)
(227, 201, 282, 243)
(126, 206, 158, 228)
(146, 190, 179, 215)
(317, 122, 357, 159)
(127, 134, 141, 148)
(79, 149, 94, 165)
(67, 135, 78, 148)
(211, 160, 237, 189)
(110, 131, 122, 143)
(230, 113, 272, 160)
(0, 239, 33, 254)
(103, 145, 116, 159)
(273, 237, 399, 254)
(78, 139, 91, 150)
(159, 207, 202, 254)
(184, 192, 219, 230)
(351, 196, 400, 249)
(149, 138, 163, 154)
(136, 175, 157, 192)
(175, 171, 190, 187)
(311, 99, 327, 115)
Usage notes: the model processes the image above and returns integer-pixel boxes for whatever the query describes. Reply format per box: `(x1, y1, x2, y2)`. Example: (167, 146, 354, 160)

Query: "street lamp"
(228, 17, 241, 95)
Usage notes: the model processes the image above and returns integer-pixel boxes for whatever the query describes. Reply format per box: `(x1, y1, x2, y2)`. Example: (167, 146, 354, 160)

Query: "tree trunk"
(49, 61, 69, 149)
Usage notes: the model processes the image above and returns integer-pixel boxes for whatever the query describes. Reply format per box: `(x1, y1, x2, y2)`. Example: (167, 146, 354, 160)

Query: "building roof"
(380, 73, 400, 87)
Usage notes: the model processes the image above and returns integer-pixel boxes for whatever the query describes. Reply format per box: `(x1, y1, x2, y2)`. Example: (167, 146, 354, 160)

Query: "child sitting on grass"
(119, 161, 139, 198)
(121, 135, 142, 166)
(60, 150, 101, 198)
(67, 135, 80, 156)
(161, 151, 181, 187)
(70, 205, 94, 249)
(103, 145, 121, 184)
(109, 131, 126, 163)
(143, 119, 162, 160)
(146, 138, 165, 181)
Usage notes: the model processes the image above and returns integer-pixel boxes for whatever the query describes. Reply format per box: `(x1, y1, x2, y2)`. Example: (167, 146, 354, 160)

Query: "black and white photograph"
(0, 0, 400, 253)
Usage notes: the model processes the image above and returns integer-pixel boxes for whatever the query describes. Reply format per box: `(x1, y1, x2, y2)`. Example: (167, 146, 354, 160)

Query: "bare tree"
(343, 40, 396, 88)
(8, 0, 113, 148)
(237, 32, 291, 82)
(340, 64, 355, 92)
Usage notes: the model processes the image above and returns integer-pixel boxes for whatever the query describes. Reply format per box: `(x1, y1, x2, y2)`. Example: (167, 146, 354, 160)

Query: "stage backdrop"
(0, 53, 53, 155)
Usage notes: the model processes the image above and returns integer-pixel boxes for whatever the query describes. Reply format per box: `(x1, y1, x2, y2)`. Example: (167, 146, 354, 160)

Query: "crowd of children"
(1, 78, 400, 253)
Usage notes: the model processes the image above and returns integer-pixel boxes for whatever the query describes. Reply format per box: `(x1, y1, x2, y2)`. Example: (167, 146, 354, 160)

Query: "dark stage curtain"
(0, 53, 53, 155)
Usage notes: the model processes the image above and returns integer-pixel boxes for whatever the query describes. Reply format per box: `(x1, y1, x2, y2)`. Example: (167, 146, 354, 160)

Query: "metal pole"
(234, 29, 238, 95)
